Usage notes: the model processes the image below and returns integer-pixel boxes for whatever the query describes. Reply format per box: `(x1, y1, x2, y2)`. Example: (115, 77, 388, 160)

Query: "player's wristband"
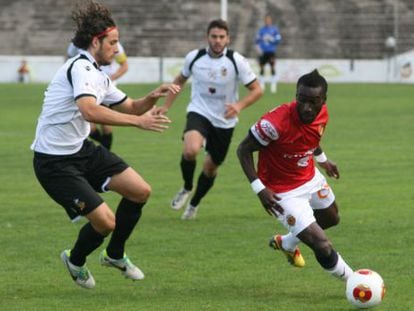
(251, 178, 266, 194)
(315, 152, 328, 163)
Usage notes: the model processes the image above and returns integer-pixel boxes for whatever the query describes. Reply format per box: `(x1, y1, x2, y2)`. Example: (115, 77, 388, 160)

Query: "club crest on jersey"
(221, 67, 227, 77)
(85, 65, 91, 71)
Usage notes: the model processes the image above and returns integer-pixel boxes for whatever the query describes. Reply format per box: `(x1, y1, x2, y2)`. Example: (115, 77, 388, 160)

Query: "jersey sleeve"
(234, 52, 257, 86)
(102, 78, 127, 107)
(181, 49, 199, 78)
(71, 60, 99, 100)
(249, 115, 279, 146)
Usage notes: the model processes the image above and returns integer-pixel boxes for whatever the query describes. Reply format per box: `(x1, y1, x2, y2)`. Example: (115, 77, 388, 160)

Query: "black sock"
(89, 129, 102, 142)
(70, 222, 105, 266)
(100, 133, 113, 150)
(315, 249, 338, 270)
(106, 198, 145, 259)
(190, 172, 216, 207)
(180, 155, 196, 191)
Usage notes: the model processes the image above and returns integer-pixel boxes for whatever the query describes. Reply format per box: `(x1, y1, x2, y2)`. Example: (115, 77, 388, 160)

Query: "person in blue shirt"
(255, 15, 282, 93)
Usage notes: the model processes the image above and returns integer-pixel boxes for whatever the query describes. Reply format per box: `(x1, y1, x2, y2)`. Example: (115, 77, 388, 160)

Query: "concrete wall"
(4, 54, 413, 84)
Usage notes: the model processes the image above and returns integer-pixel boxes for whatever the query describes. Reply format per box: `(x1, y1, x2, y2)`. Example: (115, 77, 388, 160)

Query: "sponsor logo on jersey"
(221, 67, 227, 77)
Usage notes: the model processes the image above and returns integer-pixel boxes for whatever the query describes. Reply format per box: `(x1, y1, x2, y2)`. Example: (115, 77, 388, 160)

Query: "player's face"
(207, 27, 229, 56)
(296, 85, 326, 124)
(95, 28, 119, 66)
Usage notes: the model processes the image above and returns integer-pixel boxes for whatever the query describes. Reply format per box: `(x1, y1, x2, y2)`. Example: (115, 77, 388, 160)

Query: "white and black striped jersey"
(31, 50, 126, 155)
(182, 47, 257, 128)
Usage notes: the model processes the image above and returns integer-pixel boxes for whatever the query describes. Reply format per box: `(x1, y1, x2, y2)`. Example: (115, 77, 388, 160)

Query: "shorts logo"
(286, 215, 296, 226)
(208, 87, 216, 94)
(74, 198, 86, 211)
(317, 184, 330, 199)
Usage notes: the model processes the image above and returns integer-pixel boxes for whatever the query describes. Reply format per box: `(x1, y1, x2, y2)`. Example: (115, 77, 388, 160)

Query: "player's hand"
(135, 108, 171, 132)
(257, 188, 284, 217)
(153, 105, 169, 115)
(224, 103, 241, 119)
(318, 160, 340, 179)
(149, 83, 181, 99)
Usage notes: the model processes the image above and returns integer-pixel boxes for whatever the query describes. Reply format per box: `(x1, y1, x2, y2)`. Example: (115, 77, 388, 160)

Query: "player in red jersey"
(237, 69, 353, 281)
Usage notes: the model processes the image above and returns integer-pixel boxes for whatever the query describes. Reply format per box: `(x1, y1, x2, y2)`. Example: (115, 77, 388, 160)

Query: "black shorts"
(184, 112, 234, 165)
(33, 140, 129, 221)
(259, 52, 276, 65)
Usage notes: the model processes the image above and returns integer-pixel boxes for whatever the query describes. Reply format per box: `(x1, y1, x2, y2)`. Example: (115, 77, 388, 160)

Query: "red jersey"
(250, 101, 328, 193)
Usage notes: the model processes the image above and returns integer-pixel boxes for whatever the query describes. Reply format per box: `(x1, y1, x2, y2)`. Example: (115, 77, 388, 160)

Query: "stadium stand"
(0, 0, 413, 59)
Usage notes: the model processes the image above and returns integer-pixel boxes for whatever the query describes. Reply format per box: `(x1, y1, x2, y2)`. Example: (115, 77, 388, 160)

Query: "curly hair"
(71, 0, 116, 50)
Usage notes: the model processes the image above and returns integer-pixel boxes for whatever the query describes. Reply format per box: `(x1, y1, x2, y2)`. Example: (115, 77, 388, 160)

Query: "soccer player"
(67, 40, 129, 149)
(154, 19, 263, 220)
(255, 15, 282, 93)
(31, 0, 180, 289)
(237, 70, 353, 281)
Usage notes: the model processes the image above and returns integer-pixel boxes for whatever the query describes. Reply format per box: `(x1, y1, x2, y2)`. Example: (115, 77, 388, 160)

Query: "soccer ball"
(346, 269, 386, 309)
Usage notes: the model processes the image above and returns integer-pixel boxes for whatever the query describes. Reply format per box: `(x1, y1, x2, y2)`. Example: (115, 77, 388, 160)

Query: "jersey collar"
(78, 49, 100, 69)
(206, 46, 227, 58)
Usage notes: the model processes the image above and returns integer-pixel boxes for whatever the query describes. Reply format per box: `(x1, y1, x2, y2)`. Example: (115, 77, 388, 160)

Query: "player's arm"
(225, 79, 263, 119)
(314, 146, 339, 179)
(110, 58, 128, 81)
(153, 74, 188, 115)
(114, 83, 181, 116)
(77, 96, 171, 132)
(237, 133, 283, 216)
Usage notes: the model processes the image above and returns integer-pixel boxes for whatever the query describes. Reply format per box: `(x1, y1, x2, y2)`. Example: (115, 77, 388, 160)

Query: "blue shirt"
(255, 25, 282, 53)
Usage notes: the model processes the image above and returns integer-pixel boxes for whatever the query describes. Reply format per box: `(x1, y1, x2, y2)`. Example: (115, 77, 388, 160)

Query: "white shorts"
(275, 168, 335, 236)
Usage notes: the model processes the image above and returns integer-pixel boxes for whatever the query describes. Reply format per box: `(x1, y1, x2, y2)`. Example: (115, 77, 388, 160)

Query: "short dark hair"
(207, 19, 229, 34)
(71, 0, 116, 50)
(297, 69, 328, 94)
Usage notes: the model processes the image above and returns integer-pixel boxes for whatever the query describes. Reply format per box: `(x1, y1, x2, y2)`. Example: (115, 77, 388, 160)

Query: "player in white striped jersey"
(155, 19, 263, 219)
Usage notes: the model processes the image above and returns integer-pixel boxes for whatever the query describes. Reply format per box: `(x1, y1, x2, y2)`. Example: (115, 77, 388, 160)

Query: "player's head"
(264, 14, 273, 26)
(295, 69, 328, 124)
(206, 19, 230, 56)
(71, 0, 119, 66)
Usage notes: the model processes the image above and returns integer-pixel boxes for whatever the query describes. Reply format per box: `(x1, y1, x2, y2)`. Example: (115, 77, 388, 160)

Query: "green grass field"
(0, 82, 412, 310)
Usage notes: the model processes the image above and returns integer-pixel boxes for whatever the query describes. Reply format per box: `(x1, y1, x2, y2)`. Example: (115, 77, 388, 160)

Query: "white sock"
(281, 233, 300, 252)
(326, 252, 353, 281)
(270, 75, 277, 93)
(259, 76, 265, 89)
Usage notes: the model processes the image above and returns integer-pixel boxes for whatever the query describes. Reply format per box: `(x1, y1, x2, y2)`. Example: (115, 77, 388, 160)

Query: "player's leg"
(100, 167, 150, 280)
(100, 124, 113, 150)
(297, 223, 353, 280)
(182, 154, 218, 219)
(172, 112, 207, 210)
(269, 54, 277, 93)
(310, 176, 340, 229)
(314, 201, 340, 229)
(89, 122, 102, 143)
(258, 55, 266, 90)
(182, 126, 233, 219)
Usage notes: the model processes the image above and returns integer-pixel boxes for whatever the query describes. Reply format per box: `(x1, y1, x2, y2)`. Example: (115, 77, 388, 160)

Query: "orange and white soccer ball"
(346, 269, 386, 309)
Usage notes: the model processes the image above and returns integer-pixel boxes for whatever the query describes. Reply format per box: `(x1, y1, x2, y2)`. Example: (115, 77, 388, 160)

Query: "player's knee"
(314, 238, 333, 258)
(183, 150, 198, 161)
(98, 218, 116, 235)
(131, 183, 152, 203)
